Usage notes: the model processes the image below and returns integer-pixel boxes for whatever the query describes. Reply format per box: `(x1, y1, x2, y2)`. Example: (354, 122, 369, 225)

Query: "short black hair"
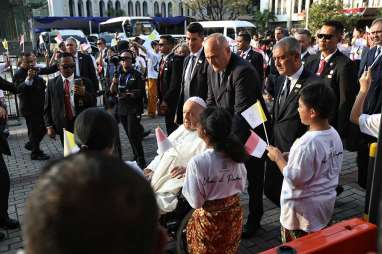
(151, 40, 158, 47)
(187, 22, 204, 37)
(238, 32, 251, 43)
(159, 34, 176, 45)
(59, 52, 75, 62)
(117, 40, 130, 53)
(295, 28, 311, 38)
(299, 82, 336, 119)
(323, 20, 344, 35)
(21, 52, 32, 58)
(97, 37, 106, 44)
(23, 152, 159, 254)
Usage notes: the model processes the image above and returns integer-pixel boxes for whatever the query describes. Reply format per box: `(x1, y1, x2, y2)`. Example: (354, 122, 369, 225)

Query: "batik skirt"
(186, 194, 243, 254)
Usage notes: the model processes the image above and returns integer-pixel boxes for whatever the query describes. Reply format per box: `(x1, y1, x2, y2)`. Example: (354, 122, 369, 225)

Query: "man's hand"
(0, 107, 7, 121)
(47, 127, 56, 139)
(359, 67, 371, 94)
(74, 84, 85, 96)
(143, 168, 154, 180)
(27, 68, 36, 80)
(170, 166, 186, 179)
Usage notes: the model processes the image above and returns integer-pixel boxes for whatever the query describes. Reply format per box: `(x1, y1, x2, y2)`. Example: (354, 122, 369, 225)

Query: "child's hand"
(266, 145, 283, 162)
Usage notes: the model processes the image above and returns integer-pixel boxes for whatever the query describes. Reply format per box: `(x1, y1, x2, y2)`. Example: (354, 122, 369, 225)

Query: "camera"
(110, 55, 120, 66)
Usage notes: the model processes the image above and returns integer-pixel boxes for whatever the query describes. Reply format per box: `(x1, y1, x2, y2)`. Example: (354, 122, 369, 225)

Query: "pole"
(89, 20, 92, 34)
(305, 0, 310, 29)
(287, 0, 293, 30)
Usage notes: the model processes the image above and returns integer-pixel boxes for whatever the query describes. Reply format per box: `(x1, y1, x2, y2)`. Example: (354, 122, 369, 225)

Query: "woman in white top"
(182, 107, 247, 254)
(267, 83, 343, 243)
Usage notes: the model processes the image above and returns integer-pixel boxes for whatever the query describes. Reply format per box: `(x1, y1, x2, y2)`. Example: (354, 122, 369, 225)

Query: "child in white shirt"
(267, 83, 343, 243)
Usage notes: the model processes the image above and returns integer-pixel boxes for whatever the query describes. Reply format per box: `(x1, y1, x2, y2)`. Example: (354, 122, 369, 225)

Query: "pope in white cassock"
(144, 97, 208, 213)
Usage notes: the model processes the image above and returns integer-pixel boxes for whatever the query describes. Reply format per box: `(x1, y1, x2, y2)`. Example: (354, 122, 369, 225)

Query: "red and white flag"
(244, 130, 267, 158)
(19, 34, 24, 46)
(155, 127, 172, 154)
(54, 32, 63, 44)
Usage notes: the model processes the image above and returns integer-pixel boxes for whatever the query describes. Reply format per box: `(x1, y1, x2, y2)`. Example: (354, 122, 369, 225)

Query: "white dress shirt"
(359, 114, 381, 138)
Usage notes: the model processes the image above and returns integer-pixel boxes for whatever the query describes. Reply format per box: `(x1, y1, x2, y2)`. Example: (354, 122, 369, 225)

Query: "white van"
(196, 20, 256, 40)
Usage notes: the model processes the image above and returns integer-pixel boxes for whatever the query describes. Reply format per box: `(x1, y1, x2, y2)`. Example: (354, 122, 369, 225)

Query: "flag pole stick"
(262, 122, 269, 145)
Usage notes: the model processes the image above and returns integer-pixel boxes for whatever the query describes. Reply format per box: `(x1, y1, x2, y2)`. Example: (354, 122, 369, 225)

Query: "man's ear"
(151, 225, 168, 254)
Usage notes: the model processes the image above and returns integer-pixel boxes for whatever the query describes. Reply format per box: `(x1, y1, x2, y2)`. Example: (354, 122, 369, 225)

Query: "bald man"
(204, 33, 270, 238)
(144, 97, 208, 213)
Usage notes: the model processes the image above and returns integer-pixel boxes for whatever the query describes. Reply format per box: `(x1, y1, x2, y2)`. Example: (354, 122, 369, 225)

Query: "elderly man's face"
(183, 101, 204, 130)
(273, 46, 300, 76)
(65, 41, 77, 55)
(204, 40, 231, 72)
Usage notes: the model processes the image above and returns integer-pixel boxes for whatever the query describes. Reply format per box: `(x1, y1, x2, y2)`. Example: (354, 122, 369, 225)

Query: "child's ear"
(310, 108, 319, 119)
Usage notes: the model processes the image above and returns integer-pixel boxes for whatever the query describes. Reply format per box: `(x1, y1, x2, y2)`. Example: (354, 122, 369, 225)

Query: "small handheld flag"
(63, 129, 80, 156)
(155, 127, 173, 154)
(244, 130, 267, 158)
(241, 100, 267, 129)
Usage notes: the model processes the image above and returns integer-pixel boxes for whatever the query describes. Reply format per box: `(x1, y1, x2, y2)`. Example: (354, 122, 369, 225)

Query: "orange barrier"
(260, 218, 377, 254)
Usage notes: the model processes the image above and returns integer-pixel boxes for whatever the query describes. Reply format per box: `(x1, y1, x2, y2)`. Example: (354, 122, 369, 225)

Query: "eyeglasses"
(317, 34, 335, 40)
(120, 57, 133, 61)
(61, 64, 75, 69)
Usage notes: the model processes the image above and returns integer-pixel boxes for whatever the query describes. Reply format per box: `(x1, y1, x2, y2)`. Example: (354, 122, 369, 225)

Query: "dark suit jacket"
(305, 50, 359, 149)
(272, 68, 316, 151)
(76, 52, 99, 92)
(301, 51, 310, 64)
(176, 49, 209, 123)
(0, 101, 10, 155)
(157, 52, 184, 107)
(358, 46, 382, 114)
(242, 49, 264, 86)
(14, 68, 46, 117)
(206, 53, 270, 144)
(44, 75, 96, 135)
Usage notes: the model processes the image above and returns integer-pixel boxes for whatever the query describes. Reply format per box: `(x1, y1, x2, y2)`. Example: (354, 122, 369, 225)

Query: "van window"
(227, 28, 235, 39)
(204, 27, 224, 36)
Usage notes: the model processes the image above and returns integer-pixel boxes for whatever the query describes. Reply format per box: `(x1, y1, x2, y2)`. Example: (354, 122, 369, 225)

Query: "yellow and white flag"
(2, 39, 8, 50)
(63, 129, 80, 156)
(241, 100, 267, 129)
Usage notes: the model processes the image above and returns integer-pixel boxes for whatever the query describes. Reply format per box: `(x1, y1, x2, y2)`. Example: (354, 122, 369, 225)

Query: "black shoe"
(242, 223, 260, 239)
(0, 218, 20, 230)
(31, 153, 50, 161)
(336, 185, 344, 196)
(0, 232, 4, 241)
(24, 142, 32, 151)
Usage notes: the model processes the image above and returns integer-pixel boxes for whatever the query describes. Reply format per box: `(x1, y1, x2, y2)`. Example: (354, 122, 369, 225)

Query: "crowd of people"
(0, 16, 380, 254)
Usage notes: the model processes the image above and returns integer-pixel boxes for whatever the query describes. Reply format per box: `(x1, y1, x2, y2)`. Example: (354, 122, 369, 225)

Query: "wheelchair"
(159, 191, 194, 254)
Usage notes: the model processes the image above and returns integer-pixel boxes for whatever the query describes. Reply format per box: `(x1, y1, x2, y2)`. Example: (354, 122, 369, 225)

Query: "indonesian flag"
(244, 130, 267, 158)
(63, 129, 80, 156)
(19, 34, 24, 46)
(54, 32, 63, 44)
(155, 127, 172, 154)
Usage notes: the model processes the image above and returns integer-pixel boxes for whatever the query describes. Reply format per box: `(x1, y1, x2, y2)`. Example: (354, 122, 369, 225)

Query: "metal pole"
(305, 0, 310, 29)
(287, 0, 293, 30)
(89, 20, 92, 34)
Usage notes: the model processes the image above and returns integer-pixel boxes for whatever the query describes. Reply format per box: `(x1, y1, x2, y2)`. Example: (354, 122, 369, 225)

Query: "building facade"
(48, 0, 189, 17)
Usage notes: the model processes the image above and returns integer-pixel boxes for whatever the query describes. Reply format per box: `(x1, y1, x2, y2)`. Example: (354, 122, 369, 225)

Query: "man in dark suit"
(294, 28, 312, 64)
(205, 33, 270, 238)
(157, 35, 184, 134)
(236, 31, 264, 87)
(0, 101, 19, 241)
(264, 37, 317, 207)
(305, 20, 358, 153)
(44, 53, 96, 144)
(65, 38, 99, 99)
(14, 52, 49, 160)
(176, 23, 209, 124)
(356, 18, 382, 188)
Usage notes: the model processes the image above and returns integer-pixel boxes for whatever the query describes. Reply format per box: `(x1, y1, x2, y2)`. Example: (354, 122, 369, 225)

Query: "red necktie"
(316, 59, 326, 76)
(64, 79, 74, 121)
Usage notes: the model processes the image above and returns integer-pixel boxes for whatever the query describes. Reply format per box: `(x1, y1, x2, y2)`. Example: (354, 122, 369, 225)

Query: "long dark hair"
(199, 107, 248, 163)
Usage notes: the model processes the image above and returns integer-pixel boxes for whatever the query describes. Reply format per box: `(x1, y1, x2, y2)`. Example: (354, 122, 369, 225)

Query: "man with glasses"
(110, 50, 146, 168)
(44, 53, 96, 144)
(305, 20, 358, 190)
(157, 35, 183, 135)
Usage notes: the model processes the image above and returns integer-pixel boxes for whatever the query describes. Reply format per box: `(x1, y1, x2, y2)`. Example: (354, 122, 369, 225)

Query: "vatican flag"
(63, 129, 80, 156)
(2, 39, 8, 50)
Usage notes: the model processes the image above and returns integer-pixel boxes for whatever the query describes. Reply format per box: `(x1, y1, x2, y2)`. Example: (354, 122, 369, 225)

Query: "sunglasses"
(61, 64, 75, 69)
(97, 42, 104, 45)
(317, 34, 334, 40)
(120, 57, 133, 61)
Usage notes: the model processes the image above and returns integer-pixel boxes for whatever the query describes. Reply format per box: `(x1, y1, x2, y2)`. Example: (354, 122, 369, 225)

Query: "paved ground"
(0, 112, 365, 254)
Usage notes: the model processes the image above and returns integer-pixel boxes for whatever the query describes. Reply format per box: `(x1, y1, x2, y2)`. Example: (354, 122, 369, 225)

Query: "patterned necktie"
(64, 79, 74, 121)
(187, 55, 196, 80)
(316, 59, 326, 76)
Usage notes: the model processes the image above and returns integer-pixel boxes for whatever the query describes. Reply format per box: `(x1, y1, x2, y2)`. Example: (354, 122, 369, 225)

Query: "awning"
(32, 16, 109, 33)
(152, 16, 194, 25)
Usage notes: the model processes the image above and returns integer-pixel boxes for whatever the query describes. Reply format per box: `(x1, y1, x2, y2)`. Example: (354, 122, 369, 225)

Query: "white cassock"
(148, 125, 207, 213)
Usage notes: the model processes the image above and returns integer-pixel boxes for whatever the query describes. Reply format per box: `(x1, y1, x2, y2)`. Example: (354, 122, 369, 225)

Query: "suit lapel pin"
(198, 59, 202, 64)
(330, 70, 334, 74)
(330, 62, 333, 66)
(327, 74, 332, 79)
(295, 84, 301, 89)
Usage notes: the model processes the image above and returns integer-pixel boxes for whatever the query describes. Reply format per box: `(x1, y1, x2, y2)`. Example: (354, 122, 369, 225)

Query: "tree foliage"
(184, 0, 251, 20)
(253, 9, 277, 33)
(308, 0, 360, 34)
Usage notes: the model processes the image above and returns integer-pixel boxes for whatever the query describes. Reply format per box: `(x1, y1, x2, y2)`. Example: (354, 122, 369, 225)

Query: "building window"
(186, 6, 190, 16)
(192, 9, 196, 16)
(294, 0, 298, 13)
(99, 0, 105, 16)
(168, 2, 172, 16)
(78, 0, 84, 16)
(161, 2, 166, 17)
(128, 1, 134, 15)
(277, 0, 281, 14)
(107, 0, 113, 14)
(143, 1, 148, 16)
(179, 3, 183, 15)
(86, 0, 92, 16)
(115, 0, 121, 10)
(154, 2, 159, 15)
(69, 0, 75, 16)
(135, 2, 141, 15)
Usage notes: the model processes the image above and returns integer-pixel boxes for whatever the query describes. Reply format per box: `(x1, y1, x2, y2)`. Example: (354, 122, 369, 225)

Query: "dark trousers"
(245, 156, 265, 226)
(264, 160, 283, 207)
(357, 143, 370, 189)
(165, 107, 177, 135)
(58, 119, 75, 146)
(0, 154, 9, 220)
(119, 113, 145, 167)
(25, 115, 46, 156)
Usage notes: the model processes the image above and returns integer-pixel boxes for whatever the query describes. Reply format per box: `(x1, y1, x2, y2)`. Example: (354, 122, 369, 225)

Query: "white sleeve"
(283, 143, 315, 188)
(182, 158, 205, 209)
(0, 63, 6, 74)
(359, 114, 381, 138)
(146, 154, 162, 172)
